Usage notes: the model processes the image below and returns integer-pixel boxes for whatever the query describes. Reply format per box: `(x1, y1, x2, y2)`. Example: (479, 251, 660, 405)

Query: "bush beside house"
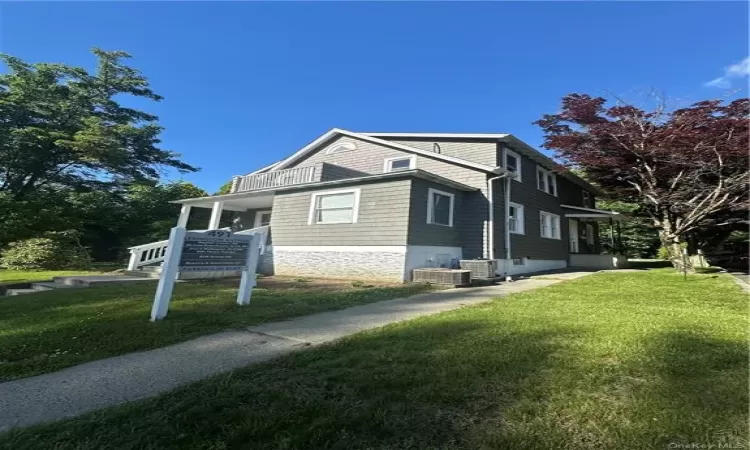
(0, 232, 92, 271)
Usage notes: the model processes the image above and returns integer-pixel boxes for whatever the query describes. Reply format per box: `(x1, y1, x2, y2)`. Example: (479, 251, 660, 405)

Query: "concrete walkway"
(729, 271, 750, 292)
(0, 271, 594, 432)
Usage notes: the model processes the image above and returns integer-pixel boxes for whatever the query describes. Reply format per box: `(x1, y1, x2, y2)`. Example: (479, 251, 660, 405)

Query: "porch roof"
(561, 204, 627, 221)
(173, 169, 478, 210)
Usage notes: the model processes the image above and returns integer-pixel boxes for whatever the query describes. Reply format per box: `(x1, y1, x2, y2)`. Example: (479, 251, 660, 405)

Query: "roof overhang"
(362, 132, 603, 196)
(173, 169, 479, 210)
(270, 128, 510, 176)
(562, 204, 627, 221)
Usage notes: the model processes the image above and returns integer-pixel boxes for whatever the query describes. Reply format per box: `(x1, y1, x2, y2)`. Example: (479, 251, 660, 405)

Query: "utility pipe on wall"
(486, 173, 511, 261)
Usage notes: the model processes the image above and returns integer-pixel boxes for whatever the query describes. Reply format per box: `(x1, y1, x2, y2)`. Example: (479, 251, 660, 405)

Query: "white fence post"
(237, 233, 262, 306)
(150, 227, 186, 321)
(127, 251, 140, 271)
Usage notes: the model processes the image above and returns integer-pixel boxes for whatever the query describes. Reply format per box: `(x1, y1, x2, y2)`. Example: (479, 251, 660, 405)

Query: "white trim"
(503, 147, 523, 182)
(274, 245, 407, 253)
(364, 132, 511, 139)
(508, 201, 525, 235)
(539, 211, 561, 240)
(427, 188, 455, 227)
(253, 210, 272, 228)
(272, 128, 501, 174)
(561, 204, 617, 214)
(307, 188, 361, 225)
(536, 166, 557, 196)
(383, 155, 416, 172)
(361, 132, 603, 195)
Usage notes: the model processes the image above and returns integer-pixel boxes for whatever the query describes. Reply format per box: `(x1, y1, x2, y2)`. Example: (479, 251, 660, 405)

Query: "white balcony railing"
(232, 166, 317, 193)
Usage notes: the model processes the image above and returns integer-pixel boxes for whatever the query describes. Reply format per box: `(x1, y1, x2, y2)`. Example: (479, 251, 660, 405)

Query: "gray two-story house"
(128, 129, 627, 281)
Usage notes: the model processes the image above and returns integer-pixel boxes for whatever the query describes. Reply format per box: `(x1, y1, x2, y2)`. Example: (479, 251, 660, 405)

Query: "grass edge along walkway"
(2, 270, 747, 450)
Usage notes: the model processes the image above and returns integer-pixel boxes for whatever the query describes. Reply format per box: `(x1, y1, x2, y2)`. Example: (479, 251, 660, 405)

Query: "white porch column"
(208, 201, 224, 230)
(176, 205, 192, 228)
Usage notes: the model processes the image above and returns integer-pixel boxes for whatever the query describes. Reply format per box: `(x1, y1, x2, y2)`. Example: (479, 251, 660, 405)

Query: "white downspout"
(504, 176, 512, 260)
(487, 174, 510, 261)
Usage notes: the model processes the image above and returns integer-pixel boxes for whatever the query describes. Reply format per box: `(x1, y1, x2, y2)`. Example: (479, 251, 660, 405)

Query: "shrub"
(0, 232, 92, 270)
(657, 247, 670, 260)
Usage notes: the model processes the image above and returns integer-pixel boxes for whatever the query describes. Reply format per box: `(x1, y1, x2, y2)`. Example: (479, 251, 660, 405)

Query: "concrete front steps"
(3, 273, 158, 296)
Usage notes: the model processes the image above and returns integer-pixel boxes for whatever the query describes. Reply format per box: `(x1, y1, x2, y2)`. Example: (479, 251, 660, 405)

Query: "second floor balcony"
(230, 163, 369, 193)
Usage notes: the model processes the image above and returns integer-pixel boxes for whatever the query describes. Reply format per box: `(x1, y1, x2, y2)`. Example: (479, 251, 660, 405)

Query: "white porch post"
(176, 205, 192, 228)
(208, 201, 224, 230)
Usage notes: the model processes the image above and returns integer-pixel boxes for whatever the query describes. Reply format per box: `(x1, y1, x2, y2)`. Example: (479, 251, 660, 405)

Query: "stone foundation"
(273, 246, 406, 281)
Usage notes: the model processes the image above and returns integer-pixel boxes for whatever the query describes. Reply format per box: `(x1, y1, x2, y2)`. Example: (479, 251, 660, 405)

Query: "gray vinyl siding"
(387, 139, 498, 167)
(289, 135, 490, 258)
(407, 179, 462, 247)
(558, 177, 597, 208)
(494, 153, 568, 261)
(318, 163, 369, 181)
(271, 179, 412, 246)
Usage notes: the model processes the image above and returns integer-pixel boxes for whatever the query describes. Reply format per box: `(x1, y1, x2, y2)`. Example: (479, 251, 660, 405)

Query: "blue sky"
(2, 2, 748, 193)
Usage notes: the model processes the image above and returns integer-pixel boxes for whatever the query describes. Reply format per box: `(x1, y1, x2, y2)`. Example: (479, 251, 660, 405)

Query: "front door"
(568, 219, 579, 253)
(254, 210, 271, 228)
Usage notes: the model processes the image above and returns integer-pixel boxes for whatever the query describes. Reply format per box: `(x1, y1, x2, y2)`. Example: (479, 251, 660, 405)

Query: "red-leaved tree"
(535, 94, 749, 271)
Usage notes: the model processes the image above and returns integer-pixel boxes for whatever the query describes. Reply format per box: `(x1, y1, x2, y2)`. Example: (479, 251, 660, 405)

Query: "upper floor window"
(508, 202, 525, 234)
(383, 155, 416, 172)
(427, 188, 454, 227)
(503, 147, 522, 182)
(324, 141, 357, 155)
(536, 166, 557, 196)
(582, 190, 592, 208)
(308, 189, 361, 224)
(540, 211, 561, 239)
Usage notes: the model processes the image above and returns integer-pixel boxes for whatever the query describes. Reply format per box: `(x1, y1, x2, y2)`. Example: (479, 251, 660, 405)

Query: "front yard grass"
(2, 269, 747, 449)
(0, 277, 433, 381)
(0, 267, 117, 284)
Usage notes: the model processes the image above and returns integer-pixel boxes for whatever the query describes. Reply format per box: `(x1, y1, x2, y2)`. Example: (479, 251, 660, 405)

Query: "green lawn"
(0, 279, 433, 381)
(0, 268, 118, 284)
(2, 269, 746, 449)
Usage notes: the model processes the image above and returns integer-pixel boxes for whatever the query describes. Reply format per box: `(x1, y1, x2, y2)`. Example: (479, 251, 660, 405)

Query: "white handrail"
(127, 226, 270, 270)
(233, 166, 316, 192)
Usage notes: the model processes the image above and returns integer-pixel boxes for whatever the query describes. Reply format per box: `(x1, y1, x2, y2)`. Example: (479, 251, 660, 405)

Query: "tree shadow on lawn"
(3, 311, 747, 450)
(3, 319, 585, 450)
(0, 285, 432, 381)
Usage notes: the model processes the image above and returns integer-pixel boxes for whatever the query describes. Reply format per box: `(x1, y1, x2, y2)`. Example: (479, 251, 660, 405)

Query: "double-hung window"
(383, 155, 416, 172)
(508, 202, 525, 234)
(586, 223, 595, 246)
(308, 189, 361, 224)
(540, 211, 561, 239)
(536, 166, 557, 196)
(427, 188, 454, 227)
(504, 148, 522, 182)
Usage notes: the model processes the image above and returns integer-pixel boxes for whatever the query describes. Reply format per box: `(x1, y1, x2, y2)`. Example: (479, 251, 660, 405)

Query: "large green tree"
(0, 48, 197, 201)
(0, 49, 201, 259)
